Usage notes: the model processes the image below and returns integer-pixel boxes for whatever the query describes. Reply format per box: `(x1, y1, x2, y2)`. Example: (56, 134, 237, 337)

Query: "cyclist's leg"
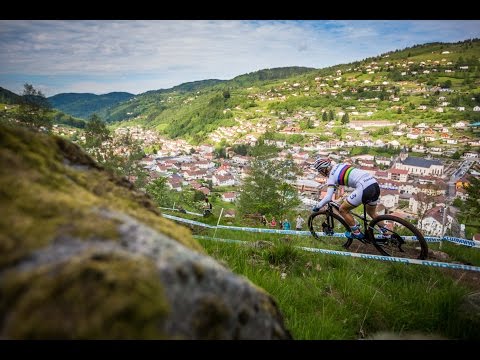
(366, 204, 380, 223)
(363, 183, 385, 228)
(338, 200, 357, 227)
(339, 192, 363, 238)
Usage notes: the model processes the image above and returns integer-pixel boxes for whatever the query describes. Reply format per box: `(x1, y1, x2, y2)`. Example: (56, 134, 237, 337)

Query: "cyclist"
(203, 197, 213, 217)
(312, 157, 387, 239)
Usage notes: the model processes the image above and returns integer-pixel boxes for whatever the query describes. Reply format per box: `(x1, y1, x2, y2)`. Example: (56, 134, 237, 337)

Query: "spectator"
(270, 217, 277, 228)
(177, 205, 187, 214)
(295, 214, 305, 231)
(261, 214, 267, 226)
(283, 219, 291, 230)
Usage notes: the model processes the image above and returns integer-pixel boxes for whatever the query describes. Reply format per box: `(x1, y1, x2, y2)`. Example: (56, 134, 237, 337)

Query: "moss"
(0, 124, 205, 270)
(54, 136, 100, 169)
(0, 172, 120, 268)
(0, 124, 58, 175)
(0, 252, 170, 339)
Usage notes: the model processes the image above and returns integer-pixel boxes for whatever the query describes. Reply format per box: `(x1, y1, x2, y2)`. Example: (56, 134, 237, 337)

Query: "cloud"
(0, 20, 479, 96)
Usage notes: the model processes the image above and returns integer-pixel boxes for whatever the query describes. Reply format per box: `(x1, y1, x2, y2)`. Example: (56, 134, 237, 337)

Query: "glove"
(312, 205, 321, 212)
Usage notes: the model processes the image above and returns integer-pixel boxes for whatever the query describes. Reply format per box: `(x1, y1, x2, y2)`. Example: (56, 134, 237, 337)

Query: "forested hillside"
(95, 39, 480, 144)
(48, 92, 135, 119)
(1, 85, 86, 129)
(0, 86, 22, 104)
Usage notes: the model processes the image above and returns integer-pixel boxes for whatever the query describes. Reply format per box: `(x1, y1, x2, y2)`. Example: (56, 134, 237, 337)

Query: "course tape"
(163, 213, 480, 248)
(194, 235, 480, 273)
(163, 214, 216, 228)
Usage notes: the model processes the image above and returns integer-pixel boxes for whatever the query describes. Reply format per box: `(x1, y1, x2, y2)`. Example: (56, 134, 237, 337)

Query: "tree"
(146, 177, 172, 208)
(248, 137, 279, 158)
(413, 189, 438, 225)
(214, 145, 227, 159)
(84, 114, 110, 148)
(322, 111, 328, 122)
(237, 158, 300, 218)
(233, 144, 248, 156)
(104, 129, 147, 187)
(334, 127, 343, 139)
(460, 176, 480, 223)
(442, 80, 452, 88)
(451, 151, 461, 159)
(16, 83, 52, 130)
(328, 109, 335, 121)
(82, 121, 147, 188)
(300, 119, 313, 130)
(341, 113, 350, 125)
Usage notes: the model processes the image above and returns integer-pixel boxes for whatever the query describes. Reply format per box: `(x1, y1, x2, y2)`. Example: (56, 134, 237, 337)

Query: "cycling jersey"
(316, 163, 379, 208)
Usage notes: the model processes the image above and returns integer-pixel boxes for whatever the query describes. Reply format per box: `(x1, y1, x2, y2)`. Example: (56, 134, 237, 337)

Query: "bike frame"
(325, 200, 374, 244)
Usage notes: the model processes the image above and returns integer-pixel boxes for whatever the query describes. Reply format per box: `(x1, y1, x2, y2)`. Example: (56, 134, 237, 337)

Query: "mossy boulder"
(0, 124, 292, 339)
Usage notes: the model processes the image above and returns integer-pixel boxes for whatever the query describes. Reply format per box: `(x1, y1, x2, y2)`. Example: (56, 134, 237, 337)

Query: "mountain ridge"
(4, 39, 480, 137)
(93, 39, 480, 142)
(48, 91, 135, 120)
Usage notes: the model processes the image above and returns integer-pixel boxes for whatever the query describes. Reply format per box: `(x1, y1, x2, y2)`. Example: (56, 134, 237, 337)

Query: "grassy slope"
(193, 226, 480, 340)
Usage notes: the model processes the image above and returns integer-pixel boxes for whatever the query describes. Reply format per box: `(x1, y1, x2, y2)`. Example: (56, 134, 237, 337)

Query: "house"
(388, 168, 409, 182)
(377, 178, 400, 190)
(224, 209, 236, 218)
(455, 186, 469, 201)
(419, 206, 453, 237)
(379, 189, 399, 209)
(167, 177, 183, 192)
(375, 157, 392, 167)
(408, 194, 445, 215)
(189, 180, 203, 190)
(212, 174, 235, 187)
(231, 155, 250, 166)
(198, 187, 211, 196)
(416, 181, 447, 196)
(221, 192, 237, 203)
(295, 179, 322, 196)
(463, 152, 479, 159)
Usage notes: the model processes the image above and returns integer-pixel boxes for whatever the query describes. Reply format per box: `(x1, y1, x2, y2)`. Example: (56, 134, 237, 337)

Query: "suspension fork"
(326, 205, 336, 228)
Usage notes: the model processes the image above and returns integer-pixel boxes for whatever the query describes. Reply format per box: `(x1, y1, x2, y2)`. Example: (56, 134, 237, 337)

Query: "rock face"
(0, 124, 292, 340)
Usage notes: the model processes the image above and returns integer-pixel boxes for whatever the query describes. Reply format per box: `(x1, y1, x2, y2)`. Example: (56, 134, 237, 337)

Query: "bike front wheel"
(308, 210, 359, 250)
(367, 215, 429, 260)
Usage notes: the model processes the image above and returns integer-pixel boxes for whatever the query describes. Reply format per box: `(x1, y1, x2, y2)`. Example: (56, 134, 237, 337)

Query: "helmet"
(313, 157, 331, 172)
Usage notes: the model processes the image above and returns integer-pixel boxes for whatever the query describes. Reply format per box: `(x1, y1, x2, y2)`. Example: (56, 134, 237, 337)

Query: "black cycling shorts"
(362, 182, 380, 205)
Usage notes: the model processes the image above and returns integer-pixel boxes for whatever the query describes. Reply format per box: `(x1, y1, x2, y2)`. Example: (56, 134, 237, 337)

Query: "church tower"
(399, 146, 408, 162)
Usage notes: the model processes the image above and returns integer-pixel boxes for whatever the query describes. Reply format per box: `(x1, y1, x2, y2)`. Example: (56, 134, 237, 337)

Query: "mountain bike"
(307, 199, 429, 260)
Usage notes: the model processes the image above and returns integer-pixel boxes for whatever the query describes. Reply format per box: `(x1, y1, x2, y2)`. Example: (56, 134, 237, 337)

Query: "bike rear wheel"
(367, 215, 429, 260)
(308, 211, 357, 250)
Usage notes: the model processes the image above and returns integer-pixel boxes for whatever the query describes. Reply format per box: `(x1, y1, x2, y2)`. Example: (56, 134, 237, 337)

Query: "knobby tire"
(367, 214, 428, 260)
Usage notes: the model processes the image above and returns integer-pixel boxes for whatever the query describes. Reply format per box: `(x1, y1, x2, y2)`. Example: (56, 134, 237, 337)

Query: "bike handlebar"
(328, 200, 341, 209)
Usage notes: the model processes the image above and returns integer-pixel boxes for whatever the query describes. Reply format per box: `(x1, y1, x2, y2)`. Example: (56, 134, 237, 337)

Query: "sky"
(1, 20, 480, 97)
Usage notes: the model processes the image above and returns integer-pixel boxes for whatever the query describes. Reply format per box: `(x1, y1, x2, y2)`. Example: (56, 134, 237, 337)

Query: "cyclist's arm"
(316, 185, 336, 209)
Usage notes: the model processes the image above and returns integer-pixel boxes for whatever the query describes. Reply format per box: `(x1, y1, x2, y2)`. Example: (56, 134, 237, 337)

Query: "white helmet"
(313, 157, 331, 172)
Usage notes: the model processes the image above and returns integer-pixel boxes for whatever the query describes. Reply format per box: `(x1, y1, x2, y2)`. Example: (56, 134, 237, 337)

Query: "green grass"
(429, 241, 480, 266)
(191, 226, 480, 340)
